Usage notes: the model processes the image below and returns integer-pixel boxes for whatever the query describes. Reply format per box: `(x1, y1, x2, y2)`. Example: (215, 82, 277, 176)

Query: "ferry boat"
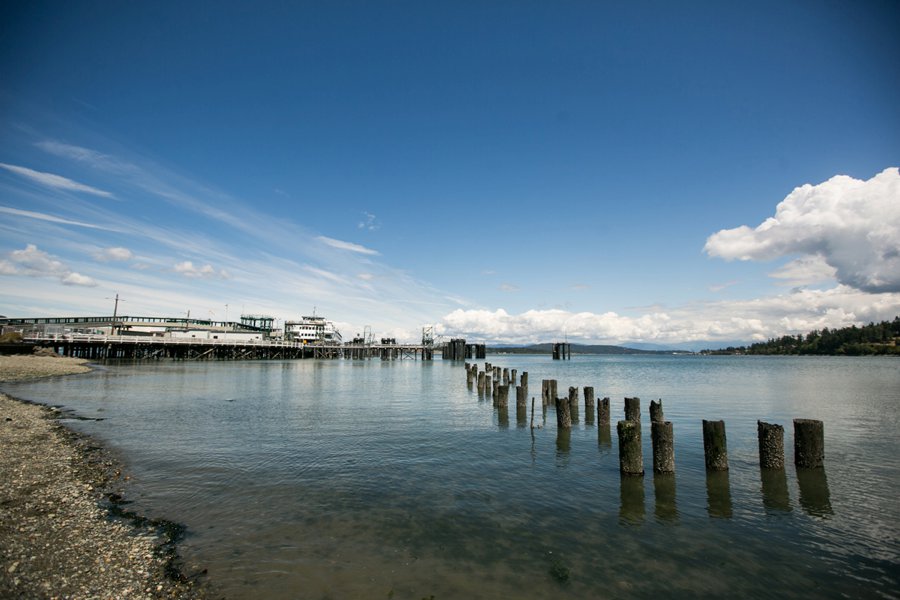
(284, 314, 343, 345)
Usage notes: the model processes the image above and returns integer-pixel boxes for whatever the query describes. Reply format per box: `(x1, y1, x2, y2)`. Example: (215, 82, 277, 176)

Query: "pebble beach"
(0, 355, 206, 599)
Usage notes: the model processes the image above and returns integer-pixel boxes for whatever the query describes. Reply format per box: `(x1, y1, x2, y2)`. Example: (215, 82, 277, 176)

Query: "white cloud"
(357, 273, 375, 281)
(61, 272, 98, 287)
(0, 260, 18, 275)
(498, 283, 520, 292)
(708, 281, 739, 293)
(769, 256, 837, 287)
(358, 212, 379, 231)
(94, 246, 133, 262)
(316, 236, 379, 255)
(0, 162, 113, 197)
(439, 286, 900, 345)
(704, 167, 900, 293)
(0, 244, 98, 287)
(303, 265, 349, 285)
(0, 206, 113, 231)
(173, 261, 230, 279)
(7, 244, 67, 276)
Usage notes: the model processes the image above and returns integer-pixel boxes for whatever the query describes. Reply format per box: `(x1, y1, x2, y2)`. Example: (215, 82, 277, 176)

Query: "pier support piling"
(555, 396, 572, 430)
(617, 420, 643, 475)
(794, 419, 824, 468)
(497, 385, 510, 409)
(702, 420, 728, 471)
(651, 420, 675, 474)
(649, 399, 664, 423)
(758, 421, 785, 469)
(624, 397, 641, 423)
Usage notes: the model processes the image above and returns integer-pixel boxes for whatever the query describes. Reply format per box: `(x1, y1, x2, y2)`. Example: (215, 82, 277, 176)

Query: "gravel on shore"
(0, 355, 207, 599)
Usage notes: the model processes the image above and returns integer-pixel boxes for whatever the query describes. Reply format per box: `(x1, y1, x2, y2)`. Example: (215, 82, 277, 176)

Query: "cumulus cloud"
(94, 246, 134, 262)
(316, 236, 379, 255)
(0, 162, 113, 198)
(439, 286, 900, 345)
(61, 272, 98, 287)
(704, 168, 900, 293)
(769, 256, 837, 287)
(174, 261, 230, 279)
(0, 244, 98, 287)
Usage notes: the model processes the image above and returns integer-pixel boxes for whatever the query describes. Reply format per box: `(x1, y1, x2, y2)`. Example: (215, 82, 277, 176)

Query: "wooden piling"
(757, 421, 785, 469)
(485, 375, 492, 398)
(617, 420, 643, 475)
(597, 397, 610, 424)
(649, 399, 664, 423)
(477, 371, 485, 393)
(568, 386, 579, 423)
(651, 420, 675, 474)
(516, 385, 526, 409)
(497, 385, 509, 409)
(584, 386, 595, 425)
(624, 397, 641, 423)
(511, 369, 517, 386)
(793, 419, 824, 468)
(555, 396, 572, 429)
(702, 420, 728, 471)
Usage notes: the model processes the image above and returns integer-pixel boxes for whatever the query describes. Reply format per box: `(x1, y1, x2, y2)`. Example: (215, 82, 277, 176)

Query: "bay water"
(3, 355, 899, 599)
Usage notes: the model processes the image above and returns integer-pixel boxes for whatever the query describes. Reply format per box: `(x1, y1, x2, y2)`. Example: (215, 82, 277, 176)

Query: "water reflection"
(597, 422, 612, 448)
(516, 405, 527, 428)
(556, 429, 571, 456)
(760, 468, 791, 513)
(619, 475, 645, 524)
(797, 468, 833, 517)
(498, 407, 509, 429)
(653, 474, 678, 522)
(705, 471, 733, 518)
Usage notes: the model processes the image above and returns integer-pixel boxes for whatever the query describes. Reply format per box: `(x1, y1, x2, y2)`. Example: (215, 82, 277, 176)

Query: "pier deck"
(23, 334, 435, 361)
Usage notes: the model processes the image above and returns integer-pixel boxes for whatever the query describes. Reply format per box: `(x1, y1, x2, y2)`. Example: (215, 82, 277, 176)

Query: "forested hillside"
(702, 318, 900, 355)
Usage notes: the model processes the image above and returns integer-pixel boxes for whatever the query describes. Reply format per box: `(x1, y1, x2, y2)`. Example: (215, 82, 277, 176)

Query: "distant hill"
(700, 317, 900, 355)
(487, 343, 692, 355)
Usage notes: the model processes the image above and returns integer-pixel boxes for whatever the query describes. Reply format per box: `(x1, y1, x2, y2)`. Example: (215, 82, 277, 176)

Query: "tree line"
(702, 317, 900, 356)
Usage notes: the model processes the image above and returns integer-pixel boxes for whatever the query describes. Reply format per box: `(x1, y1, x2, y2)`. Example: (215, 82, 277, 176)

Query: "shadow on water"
(619, 475, 645, 524)
(760, 468, 791, 513)
(705, 470, 733, 519)
(796, 468, 833, 517)
(653, 473, 678, 522)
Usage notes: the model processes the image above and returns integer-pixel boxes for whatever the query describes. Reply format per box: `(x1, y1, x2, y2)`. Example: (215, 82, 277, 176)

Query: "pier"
(20, 334, 434, 361)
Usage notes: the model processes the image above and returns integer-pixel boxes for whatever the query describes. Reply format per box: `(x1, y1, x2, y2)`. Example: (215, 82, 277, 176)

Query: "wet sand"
(0, 355, 206, 599)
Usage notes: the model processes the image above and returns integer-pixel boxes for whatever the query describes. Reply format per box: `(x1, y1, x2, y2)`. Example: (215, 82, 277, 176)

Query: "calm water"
(4, 355, 899, 599)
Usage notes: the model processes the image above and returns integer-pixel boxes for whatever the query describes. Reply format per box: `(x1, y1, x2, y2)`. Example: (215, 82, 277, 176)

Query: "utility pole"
(107, 293, 123, 336)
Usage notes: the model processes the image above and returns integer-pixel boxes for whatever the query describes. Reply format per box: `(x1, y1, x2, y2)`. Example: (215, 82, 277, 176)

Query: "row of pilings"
(463, 360, 831, 517)
(444, 339, 486, 360)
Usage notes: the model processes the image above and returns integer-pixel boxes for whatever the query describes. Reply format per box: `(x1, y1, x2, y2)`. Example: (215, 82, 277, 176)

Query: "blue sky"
(1, 1, 898, 348)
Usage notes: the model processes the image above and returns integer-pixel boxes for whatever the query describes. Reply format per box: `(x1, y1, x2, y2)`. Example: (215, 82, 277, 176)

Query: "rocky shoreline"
(0, 355, 207, 599)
